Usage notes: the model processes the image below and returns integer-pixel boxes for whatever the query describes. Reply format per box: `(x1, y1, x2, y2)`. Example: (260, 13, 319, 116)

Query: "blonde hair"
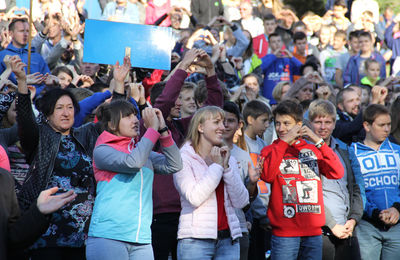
(308, 99, 337, 122)
(272, 81, 290, 102)
(185, 106, 225, 153)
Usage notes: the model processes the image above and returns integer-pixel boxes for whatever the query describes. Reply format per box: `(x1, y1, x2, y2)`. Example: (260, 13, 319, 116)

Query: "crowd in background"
(1, 0, 400, 260)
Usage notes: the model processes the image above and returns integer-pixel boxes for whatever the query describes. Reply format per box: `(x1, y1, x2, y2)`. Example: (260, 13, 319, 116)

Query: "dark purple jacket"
(141, 69, 223, 215)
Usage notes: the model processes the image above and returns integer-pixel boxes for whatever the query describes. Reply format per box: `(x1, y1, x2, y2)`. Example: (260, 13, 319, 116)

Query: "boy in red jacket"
(259, 100, 344, 260)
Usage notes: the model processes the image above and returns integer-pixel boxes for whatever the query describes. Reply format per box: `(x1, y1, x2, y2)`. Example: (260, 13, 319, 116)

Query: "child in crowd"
(360, 58, 381, 87)
(173, 106, 248, 260)
(320, 30, 348, 85)
(259, 100, 344, 260)
(242, 100, 272, 259)
(86, 101, 182, 260)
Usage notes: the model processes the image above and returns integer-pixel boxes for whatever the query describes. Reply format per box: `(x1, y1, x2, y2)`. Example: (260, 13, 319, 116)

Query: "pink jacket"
(173, 142, 249, 240)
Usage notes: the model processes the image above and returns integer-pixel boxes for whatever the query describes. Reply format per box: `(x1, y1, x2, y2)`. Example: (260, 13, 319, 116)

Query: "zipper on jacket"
(46, 135, 62, 187)
(136, 169, 144, 241)
(377, 150, 389, 209)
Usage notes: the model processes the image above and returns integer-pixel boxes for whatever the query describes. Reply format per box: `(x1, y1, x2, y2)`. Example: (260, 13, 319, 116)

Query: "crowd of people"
(1, 0, 400, 260)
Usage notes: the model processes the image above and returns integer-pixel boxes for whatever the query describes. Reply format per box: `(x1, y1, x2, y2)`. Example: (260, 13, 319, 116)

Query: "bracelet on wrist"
(158, 126, 169, 134)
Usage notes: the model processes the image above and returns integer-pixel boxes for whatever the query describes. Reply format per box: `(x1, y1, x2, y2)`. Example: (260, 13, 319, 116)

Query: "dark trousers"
(30, 247, 86, 260)
(151, 212, 180, 260)
(322, 233, 361, 260)
(248, 218, 271, 260)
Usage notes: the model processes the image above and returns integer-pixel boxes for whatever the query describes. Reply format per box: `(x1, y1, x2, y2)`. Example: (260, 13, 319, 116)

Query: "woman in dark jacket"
(11, 55, 130, 259)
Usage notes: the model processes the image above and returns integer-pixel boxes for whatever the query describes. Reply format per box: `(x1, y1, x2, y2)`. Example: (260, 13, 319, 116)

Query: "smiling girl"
(173, 106, 248, 260)
(86, 101, 182, 260)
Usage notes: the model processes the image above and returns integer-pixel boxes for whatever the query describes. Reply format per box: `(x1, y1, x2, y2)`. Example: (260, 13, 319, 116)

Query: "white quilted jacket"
(173, 142, 249, 240)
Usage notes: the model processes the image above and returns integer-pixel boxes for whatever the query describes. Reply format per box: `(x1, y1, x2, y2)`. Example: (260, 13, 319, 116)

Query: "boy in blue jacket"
(349, 104, 400, 260)
(343, 31, 386, 86)
(260, 33, 302, 104)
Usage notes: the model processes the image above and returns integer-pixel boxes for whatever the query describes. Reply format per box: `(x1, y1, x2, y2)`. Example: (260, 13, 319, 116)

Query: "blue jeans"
(270, 235, 322, 260)
(86, 236, 154, 260)
(177, 238, 240, 260)
(356, 219, 400, 260)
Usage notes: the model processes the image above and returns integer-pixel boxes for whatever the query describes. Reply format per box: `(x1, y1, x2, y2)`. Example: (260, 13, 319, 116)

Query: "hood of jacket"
(5, 42, 37, 54)
(95, 130, 137, 153)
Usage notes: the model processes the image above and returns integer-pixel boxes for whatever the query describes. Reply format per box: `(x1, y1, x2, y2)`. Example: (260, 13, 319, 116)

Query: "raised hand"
(80, 75, 94, 88)
(142, 107, 160, 131)
(44, 74, 60, 86)
(27, 72, 45, 85)
(220, 146, 230, 169)
(371, 85, 388, 105)
(113, 56, 131, 83)
(210, 146, 224, 167)
(194, 49, 214, 71)
(36, 187, 77, 215)
(315, 85, 332, 100)
(178, 48, 201, 70)
(300, 125, 321, 144)
(280, 124, 302, 145)
(154, 108, 167, 131)
(282, 49, 293, 58)
(10, 55, 26, 80)
(248, 162, 260, 184)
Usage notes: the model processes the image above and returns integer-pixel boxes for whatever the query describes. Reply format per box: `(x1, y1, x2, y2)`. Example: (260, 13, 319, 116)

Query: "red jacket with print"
(259, 138, 344, 237)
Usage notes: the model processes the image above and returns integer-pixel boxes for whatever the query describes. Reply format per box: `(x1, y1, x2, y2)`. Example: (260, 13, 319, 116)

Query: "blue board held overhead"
(83, 19, 172, 70)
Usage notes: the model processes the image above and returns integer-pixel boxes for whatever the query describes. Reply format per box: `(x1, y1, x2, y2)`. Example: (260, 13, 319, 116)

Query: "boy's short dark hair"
(243, 100, 271, 125)
(273, 99, 303, 123)
(363, 104, 390, 125)
(334, 0, 347, 8)
(336, 87, 356, 106)
(263, 13, 276, 22)
(223, 101, 242, 122)
(292, 21, 306, 30)
(150, 81, 167, 105)
(241, 73, 261, 86)
(8, 18, 28, 31)
(269, 32, 281, 41)
(293, 31, 307, 43)
(194, 80, 207, 106)
(359, 31, 372, 41)
(349, 30, 361, 41)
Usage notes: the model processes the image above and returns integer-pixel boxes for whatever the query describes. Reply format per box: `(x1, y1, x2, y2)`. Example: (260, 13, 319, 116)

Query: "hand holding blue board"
(83, 19, 172, 70)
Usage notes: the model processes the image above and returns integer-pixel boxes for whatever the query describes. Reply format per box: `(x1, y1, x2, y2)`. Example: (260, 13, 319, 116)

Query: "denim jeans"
(270, 235, 322, 260)
(177, 237, 240, 260)
(86, 236, 154, 260)
(356, 219, 400, 260)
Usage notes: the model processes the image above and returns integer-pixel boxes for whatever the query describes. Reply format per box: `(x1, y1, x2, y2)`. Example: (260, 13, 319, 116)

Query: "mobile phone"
(125, 47, 131, 58)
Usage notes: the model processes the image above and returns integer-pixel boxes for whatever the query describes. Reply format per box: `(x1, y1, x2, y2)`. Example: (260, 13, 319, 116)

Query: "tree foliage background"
(282, 0, 400, 19)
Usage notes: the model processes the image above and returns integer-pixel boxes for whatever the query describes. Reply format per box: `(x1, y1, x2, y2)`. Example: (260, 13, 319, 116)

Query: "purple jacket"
(145, 69, 223, 215)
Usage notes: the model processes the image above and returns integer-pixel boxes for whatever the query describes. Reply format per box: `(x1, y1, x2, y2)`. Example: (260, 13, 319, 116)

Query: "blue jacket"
(385, 22, 400, 62)
(89, 129, 182, 243)
(0, 43, 50, 91)
(73, 90, 112, 127)
(349, 139, 400, 219)
(343, 51, 386, 86)
(260, 54, 301, 104)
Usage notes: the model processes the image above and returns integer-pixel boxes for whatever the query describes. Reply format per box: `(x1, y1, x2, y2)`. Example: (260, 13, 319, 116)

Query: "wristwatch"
(158, 126, 168, 134)
(315, 139, 325, 149)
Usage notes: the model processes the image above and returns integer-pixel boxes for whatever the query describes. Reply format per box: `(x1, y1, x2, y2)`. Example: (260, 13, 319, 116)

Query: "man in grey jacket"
(308, 100, 363, 260)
